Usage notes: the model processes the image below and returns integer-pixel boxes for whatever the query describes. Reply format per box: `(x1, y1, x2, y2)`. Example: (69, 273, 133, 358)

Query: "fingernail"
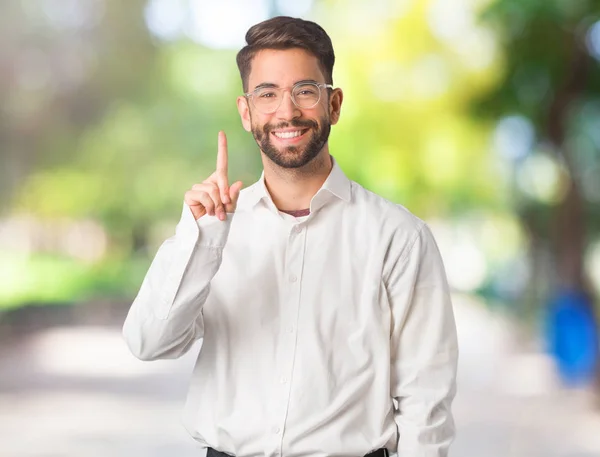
(219, 212, 226, 221)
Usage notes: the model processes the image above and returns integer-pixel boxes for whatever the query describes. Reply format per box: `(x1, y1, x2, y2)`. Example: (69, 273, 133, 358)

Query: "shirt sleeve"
(122, 202, 232, 361)
(385, 222, 459, 457)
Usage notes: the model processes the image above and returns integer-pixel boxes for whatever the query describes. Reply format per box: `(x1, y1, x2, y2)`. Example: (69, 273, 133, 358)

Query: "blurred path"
(0, 295, 599, 457)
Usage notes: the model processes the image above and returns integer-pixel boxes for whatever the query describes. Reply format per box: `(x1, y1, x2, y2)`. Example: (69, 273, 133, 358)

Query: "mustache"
(263, 119, 318, 133)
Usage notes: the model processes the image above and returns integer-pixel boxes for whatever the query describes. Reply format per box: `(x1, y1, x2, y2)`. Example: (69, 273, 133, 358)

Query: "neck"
(262, 149, 333, 212)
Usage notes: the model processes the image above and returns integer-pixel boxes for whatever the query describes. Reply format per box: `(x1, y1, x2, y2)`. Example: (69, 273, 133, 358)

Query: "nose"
(275, 89, 301, 120)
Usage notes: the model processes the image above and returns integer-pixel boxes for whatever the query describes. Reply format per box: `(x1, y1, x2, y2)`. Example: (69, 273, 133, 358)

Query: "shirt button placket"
(272, 224, 305, 455)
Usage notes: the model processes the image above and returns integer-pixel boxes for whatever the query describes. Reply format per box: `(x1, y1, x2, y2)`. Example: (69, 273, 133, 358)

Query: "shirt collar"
(236, 156, 352, 213)
(317, 156, 352, 203)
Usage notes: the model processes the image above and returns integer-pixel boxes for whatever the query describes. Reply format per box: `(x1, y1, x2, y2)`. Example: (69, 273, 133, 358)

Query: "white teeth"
(274, 130, 303, 139)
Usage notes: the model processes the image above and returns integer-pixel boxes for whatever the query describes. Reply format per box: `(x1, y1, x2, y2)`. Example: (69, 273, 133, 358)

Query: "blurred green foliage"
(474, 0, 600, 311)
(1, 0, 599, 312)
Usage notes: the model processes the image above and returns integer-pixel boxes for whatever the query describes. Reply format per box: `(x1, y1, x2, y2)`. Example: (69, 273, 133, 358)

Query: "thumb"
(229, 181, 243, 205)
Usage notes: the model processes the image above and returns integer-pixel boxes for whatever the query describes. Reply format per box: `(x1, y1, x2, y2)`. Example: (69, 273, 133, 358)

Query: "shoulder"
(347, 181, 442, 267)
(349, 180, 426, 235)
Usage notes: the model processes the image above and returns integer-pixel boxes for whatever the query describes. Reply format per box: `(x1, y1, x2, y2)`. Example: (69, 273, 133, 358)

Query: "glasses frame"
(244, 82, 334, 114)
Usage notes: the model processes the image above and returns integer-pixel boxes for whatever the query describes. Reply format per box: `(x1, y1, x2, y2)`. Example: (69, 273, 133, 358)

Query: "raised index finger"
(216, 130, 230, 204)
(216, 131, 228, 176)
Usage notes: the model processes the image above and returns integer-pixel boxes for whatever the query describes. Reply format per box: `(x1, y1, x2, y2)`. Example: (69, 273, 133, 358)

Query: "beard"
(251, 116, 331, 169)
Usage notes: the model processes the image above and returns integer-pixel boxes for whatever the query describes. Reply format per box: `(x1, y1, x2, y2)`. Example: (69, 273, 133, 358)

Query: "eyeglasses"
(245, 82, 333, 114)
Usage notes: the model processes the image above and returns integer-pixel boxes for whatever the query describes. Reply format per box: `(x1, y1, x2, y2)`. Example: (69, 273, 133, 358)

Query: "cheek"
(316, 102, 332, 121)
(249, 116, 270, 138)
(252, 113, 275, 129)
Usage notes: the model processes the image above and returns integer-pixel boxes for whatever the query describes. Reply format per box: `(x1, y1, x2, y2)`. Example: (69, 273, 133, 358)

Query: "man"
(123, 16, 458, 457)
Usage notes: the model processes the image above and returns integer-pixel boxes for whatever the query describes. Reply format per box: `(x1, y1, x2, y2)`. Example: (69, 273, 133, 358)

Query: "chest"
(205, 210, 391, 339)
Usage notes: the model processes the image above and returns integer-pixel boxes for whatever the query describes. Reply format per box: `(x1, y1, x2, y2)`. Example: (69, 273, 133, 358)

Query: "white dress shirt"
(123, 158, 458, 457)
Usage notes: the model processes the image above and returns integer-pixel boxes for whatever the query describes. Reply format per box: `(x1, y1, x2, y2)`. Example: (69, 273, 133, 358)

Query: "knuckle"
(209, 187, 220, 199)
(202, 182, 217, 194)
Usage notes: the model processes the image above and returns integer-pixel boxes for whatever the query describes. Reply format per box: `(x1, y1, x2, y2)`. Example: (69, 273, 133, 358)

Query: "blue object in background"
(546, 289, 600, 386)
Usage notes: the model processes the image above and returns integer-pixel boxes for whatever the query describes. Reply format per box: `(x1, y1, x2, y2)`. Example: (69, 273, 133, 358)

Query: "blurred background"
(1, 0, 600, 456)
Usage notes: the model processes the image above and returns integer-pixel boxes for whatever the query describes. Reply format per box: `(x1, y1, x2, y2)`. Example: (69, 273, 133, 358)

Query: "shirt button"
(289, 274, 297, 283)
(294, 225, 302, 234)
(273, 426, 280, 434)
(280, 376, 288, 384)
(288, 326, 294, 333)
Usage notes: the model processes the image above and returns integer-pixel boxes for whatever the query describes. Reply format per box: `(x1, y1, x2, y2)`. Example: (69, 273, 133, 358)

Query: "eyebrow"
(253, 79, 319, 90)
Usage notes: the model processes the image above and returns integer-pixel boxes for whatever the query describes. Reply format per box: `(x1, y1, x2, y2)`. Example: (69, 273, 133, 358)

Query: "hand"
(184, 131, 243, 221)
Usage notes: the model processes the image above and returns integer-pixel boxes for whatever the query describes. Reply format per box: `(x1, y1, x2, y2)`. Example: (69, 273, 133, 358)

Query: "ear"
(328, 88, 343, 125)
(237, 96, 252, 132)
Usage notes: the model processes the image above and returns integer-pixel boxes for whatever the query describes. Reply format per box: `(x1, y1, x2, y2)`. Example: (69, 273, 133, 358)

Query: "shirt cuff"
(175, 202, 232, 247)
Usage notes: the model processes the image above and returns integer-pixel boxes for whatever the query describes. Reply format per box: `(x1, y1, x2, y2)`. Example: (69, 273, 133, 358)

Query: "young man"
(123, 16, 458, 457)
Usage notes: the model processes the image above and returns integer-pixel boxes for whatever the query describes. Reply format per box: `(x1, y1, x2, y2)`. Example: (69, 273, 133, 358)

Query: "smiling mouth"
(272, 129, 309, 139)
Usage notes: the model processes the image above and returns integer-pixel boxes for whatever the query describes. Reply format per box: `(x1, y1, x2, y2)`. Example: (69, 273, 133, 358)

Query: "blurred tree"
(474, 0, 600, 387)
(2, 1, 261, 307)
(0, 0, 156, 211)
(7, 1, 260, 255)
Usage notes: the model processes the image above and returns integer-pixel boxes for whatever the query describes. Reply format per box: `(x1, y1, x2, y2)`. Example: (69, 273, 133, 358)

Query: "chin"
(273, 149, 322, 169)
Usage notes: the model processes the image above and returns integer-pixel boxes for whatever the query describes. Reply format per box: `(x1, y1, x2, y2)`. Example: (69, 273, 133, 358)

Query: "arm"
(123, 130, 243, 361)
(122, 203, 231, 361)
(386, 222, 458, 457)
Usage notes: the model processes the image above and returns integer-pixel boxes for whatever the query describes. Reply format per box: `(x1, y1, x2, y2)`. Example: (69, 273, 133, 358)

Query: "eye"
(257, 90, 277, 98)
(294, 85, 319, 97)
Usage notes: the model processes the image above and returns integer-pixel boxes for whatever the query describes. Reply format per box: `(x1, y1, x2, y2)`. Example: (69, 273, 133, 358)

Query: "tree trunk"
(546, 29, 600, 399)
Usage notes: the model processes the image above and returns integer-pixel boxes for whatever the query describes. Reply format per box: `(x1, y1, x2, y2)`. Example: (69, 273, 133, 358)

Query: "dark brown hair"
(236, 16, 335, 92)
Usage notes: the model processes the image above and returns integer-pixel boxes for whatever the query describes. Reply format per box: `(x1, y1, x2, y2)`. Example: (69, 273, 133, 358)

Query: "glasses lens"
(292, 83, 320, 109)
(252, 87, 281, 113)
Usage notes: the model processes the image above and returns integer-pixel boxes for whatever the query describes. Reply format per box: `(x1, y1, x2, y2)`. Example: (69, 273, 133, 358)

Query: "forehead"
(247, 48, 325, 89)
